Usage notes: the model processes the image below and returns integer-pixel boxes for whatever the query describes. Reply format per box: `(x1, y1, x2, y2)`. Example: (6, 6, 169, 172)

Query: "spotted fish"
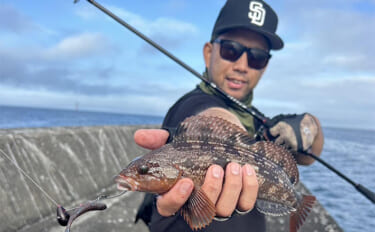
(115, 115, 315, 231)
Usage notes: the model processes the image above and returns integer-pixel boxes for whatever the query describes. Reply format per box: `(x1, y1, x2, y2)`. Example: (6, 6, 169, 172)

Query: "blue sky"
(1, 0, 374, 130)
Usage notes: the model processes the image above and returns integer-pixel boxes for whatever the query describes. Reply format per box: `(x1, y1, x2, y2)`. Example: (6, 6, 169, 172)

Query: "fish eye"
(138, 164, 149, 175)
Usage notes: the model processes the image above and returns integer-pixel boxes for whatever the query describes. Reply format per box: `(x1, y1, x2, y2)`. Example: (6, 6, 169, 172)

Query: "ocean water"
(299, 127, 375, 232)
(1, 105, 374, 232)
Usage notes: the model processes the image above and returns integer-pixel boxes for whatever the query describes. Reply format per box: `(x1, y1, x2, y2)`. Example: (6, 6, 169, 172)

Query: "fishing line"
(0, 148, 60, 206)
(76, 0, 375, 204)
(0, 147, 128, 204)
(0, 148, 80, 211)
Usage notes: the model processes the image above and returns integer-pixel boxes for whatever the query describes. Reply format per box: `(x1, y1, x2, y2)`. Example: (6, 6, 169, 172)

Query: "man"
(134, 0, 324, 231)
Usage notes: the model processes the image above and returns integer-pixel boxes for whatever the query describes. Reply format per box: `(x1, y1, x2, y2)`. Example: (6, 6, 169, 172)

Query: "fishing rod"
(77, 0, 375, 204)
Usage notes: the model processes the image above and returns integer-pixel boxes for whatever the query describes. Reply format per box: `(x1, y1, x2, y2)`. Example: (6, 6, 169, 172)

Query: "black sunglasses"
(212, 39, 271, 70)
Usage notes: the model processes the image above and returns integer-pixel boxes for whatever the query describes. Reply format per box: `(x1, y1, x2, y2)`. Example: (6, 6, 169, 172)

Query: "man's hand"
(134, 129, 259, 218)
(268, 113, 324, 165)
(269, 113, 319, 152)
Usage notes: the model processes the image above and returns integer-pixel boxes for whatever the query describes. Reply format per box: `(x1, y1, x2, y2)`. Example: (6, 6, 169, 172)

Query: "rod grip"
(356, 184, 375, 204)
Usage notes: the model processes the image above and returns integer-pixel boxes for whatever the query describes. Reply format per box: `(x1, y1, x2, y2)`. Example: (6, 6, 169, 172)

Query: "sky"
(1, 0, 374, 130)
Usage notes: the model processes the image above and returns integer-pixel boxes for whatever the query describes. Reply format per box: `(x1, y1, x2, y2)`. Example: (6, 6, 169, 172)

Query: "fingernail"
(231, 163, 240, 175)
(212, 166, 222, 178)
(245, 165, 253, 176)
(179, 182, 192, 195)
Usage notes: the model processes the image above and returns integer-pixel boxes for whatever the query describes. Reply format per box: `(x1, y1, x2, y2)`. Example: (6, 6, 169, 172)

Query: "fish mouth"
(114, 175, 138, 191)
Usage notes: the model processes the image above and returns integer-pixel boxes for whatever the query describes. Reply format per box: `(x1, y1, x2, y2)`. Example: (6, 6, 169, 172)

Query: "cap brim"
(256, 28, 284, 50)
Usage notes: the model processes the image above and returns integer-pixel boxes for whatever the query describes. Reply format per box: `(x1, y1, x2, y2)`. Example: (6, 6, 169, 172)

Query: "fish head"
(115, 156, 182, 194)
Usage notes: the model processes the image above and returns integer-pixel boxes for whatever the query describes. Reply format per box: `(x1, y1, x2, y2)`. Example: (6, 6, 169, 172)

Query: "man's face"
(203, 29, 270, 101)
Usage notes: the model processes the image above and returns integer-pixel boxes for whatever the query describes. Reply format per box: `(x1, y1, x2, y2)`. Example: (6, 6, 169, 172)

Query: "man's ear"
(203, 42, 213, 69)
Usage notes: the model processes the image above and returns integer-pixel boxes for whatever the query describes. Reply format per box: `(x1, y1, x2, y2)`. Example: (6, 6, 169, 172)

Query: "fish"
(115, 115, 315, 231)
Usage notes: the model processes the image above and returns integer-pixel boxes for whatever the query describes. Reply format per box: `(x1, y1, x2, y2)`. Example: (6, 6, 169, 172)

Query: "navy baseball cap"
(211, 0, 284, 50)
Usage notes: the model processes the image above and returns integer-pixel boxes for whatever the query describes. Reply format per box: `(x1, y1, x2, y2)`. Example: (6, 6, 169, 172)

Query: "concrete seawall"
(0, 125, 342, 232)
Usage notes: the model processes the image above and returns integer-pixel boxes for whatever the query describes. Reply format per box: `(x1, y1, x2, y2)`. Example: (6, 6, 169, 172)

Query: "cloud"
(0, 42, 190, 99)
(277, 0, 375, 75)
(0, 1, 189, 104)
(0, 32, 118, 96)
(0, 77, 188, 117)
(0, 86, 176, 117)
(42, 33, 112, 60)
(0, 31, 114, 63)
(76, 4, 198, 38)
(76, 4, 199, 50)
(113, 7, 198, 47)
(109, 7, 197, 35)
(254, 75, 375, 129)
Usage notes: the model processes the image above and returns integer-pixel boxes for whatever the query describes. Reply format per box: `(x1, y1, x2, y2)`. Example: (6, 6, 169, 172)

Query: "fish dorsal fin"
(248, 141, 299, 185)
(180, 188, 216, 230)
(256, 199, 296, 216)
(173, 115, 256, 147)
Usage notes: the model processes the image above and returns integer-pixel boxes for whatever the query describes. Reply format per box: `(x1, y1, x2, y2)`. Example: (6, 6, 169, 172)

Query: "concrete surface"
(0, 125, 342, 232)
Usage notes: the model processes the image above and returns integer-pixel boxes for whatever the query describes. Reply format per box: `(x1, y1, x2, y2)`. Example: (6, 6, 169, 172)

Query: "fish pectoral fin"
(180, 188, 216, 231)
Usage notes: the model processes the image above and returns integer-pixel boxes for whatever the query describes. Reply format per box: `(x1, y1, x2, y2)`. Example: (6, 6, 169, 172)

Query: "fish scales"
(174, 117, 300, 185)
(115, 115, 315, 231)
(171, 140, 298, 209)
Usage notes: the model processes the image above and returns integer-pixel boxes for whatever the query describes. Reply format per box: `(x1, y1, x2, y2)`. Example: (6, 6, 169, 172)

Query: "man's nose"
(232, 52, 248, 72)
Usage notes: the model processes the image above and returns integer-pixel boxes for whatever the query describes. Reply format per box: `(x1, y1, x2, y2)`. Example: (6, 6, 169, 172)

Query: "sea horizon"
(0, 104, 163, 130)
(0, 104, 164, 120)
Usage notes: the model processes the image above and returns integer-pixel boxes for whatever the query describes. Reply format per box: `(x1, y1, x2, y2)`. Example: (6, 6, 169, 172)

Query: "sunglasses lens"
(220, 41, 243, 62)
(217, 40, 270, 70)
(247, 49, 270, 70)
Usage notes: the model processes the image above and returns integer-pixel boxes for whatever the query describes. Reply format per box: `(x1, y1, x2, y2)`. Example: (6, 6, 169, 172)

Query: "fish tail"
(289, 195, 316, 232)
